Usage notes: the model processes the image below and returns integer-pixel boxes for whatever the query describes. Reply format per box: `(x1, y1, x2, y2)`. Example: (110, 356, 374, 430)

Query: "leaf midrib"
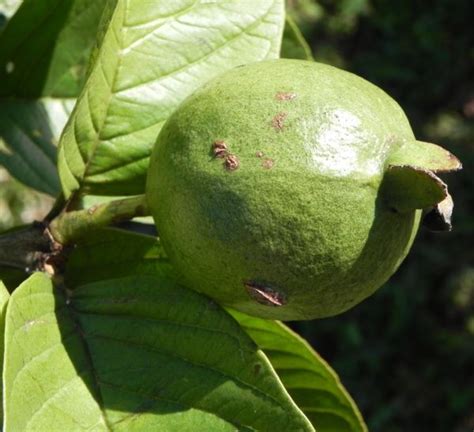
(76, 0, 126, 196)
(63, 291, 113, 431)
(71, 309, 289, 410)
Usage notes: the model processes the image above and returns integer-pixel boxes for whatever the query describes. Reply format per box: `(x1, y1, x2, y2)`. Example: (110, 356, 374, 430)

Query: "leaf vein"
(81, 329, 286, 412)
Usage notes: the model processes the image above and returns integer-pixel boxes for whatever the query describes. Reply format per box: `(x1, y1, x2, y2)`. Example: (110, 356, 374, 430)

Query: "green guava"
(146, 59, 461, 320)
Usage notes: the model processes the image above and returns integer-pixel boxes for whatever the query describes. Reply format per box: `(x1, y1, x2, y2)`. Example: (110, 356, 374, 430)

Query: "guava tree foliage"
(0, 1, 367, 431)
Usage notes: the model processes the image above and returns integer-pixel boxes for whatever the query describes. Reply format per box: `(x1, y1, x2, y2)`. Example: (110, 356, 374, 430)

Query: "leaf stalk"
(48, 194, 150, 244)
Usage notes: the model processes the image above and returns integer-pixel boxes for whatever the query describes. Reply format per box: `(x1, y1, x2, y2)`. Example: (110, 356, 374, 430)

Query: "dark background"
(286, 1, 474, 431)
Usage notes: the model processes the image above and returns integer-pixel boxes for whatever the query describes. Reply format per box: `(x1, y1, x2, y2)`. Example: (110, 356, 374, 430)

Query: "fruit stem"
(49, 194, 150, 245)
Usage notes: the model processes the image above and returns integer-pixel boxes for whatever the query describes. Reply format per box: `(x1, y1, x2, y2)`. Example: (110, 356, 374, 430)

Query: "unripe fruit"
(146, 59, 461, 320)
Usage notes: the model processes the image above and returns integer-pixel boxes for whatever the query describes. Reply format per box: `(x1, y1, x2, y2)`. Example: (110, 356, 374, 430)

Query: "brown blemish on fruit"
(271, 112, 287, 131)
(245, 281, 287, 307)
(254, 363, 261, 376)
(224, 154, 239, 171)
(262, 158, 274, 169)
(212, 140, 228, 158)
(255, 151, 264, 158)
(275, 91, 297, 101)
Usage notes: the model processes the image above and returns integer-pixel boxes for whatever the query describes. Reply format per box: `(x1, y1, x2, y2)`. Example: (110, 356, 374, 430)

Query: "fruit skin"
(146, 59, 456, 320)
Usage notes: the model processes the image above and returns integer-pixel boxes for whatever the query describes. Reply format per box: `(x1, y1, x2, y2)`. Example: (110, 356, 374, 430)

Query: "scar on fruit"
(224, 154, 239, 171)
(212, 140, 228, 158)
(255, 151, 264, 158)
(271, 112, 287, 131)
(275, 91, 297, 101)
(262, 158, 274, 169)
(245, 281, 287, 307)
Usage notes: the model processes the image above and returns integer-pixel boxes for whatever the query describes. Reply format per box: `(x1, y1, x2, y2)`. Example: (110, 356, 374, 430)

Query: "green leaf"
(0, 0, 106, 195)
(0, 99, 74, 195)
(281, 15, 313, 60)
(4, 272, 314, 431)
(0, 0, 106, 97)
(230, 310, 368, 432)
(0, 279, 9, 306)
(58, 0, 285, 198)
(65, 229, 366, 430)
(65, 227, 171, 287)
(0, 280, 9, 423)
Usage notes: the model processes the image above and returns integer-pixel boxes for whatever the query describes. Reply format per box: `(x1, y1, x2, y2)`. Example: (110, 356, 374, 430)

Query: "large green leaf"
(231, 310, 368, 432)
(0, 0, 106, 97)
(0, 0, 106, 195)
(58, 0, 285, 198)
(0, 280, 9, 423)
(64, 228, 367, 431)
(4, 272, 314, 431)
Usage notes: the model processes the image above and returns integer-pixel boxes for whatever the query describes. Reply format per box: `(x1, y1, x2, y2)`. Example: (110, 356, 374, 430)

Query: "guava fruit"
(146, 59, 461, 320)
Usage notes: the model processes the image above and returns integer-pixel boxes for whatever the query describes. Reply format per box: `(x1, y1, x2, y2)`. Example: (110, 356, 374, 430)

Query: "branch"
(0, 223, 53, 271)
(0, 195, 150, 272)
(48, 194, 150, 244)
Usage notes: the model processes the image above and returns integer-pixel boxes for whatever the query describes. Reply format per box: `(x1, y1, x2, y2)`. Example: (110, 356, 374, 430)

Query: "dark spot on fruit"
(389, 207, 398, 214)
(262, 158, 274, 169)
(254, 363, 261, 375)
(255, 151, 264, 158)
(212, 140, 228, 158)
(224, 154, 239, 171)
(244, 281, 287, 307)
(271, 112, 287, 131)
(275, 91, 297, 101)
